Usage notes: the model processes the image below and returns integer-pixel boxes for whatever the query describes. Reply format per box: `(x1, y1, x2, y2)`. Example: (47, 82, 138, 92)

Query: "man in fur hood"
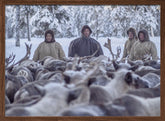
(68, 25, 104, 57)
(129, 29, 158, 61)
(121, 28, 138, 60)
(33, 30, 65, 61)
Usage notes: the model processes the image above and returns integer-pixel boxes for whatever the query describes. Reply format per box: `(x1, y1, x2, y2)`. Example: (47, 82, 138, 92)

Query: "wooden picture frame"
(0, 0, 165, 121)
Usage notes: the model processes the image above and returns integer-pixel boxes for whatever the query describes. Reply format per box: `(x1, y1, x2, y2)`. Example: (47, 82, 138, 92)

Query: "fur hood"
(138, 30, 150, 42)
(45, 30, 55, 43)
(81, 25, 92, 35)
(127, 28, 138, 40)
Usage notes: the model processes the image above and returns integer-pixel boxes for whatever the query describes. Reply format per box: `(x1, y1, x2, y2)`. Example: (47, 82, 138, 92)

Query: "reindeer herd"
(5, 41, 160, 116)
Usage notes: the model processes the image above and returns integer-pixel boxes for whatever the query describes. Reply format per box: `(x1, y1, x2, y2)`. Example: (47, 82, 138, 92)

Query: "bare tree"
(15, 5, 20, 46)
(25, 5, 31, 41)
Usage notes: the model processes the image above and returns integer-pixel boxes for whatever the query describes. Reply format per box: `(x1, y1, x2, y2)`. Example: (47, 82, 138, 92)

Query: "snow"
(5, 5, 160, 39)
(5, 37, 160, 62)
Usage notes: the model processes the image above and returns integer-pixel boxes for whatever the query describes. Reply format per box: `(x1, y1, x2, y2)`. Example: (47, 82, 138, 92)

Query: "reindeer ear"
(125, 72, 133, 85)
(34, 85, 45, 96)
(129, 65, 139, 71)
(39, 60, 44, 65)
(106, 72, 115, 79)
(64, 75, 71, 84)
(67, 89, 82, 104)
(112, 61, 119, 70)
(88, 77, 97, 87)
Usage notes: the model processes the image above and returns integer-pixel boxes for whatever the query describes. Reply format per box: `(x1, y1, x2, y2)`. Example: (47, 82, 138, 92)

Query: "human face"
(83, 29, 90, 37)
(46, 33, 52, 42)
(128, 32, 134, 40)
(139, 33, 145, 41)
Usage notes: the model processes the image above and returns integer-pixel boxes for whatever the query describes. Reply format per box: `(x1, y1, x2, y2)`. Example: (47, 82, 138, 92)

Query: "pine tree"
(5, 5, 160, 38)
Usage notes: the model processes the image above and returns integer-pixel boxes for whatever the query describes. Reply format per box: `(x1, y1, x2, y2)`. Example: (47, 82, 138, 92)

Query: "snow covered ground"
(5, 37, 160, 62)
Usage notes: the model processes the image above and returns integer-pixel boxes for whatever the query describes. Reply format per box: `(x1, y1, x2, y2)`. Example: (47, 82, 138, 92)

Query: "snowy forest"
(5, 5, 160, 61)
(5, 5, 160, 42)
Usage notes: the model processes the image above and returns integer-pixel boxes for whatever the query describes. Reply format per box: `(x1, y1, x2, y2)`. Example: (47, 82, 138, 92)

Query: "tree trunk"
(150, 26, 154, 37)
(94, 6, 99, 40)
(26, 6, 31, 41)
(15, 5, 20, 47)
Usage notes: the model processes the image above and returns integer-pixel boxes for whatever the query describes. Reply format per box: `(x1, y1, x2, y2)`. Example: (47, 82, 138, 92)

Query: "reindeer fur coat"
(122, 38, 137, 59)
(33, 41, 65, 61)
(129, 30, 157, 61)
(68, 36, 103, 57)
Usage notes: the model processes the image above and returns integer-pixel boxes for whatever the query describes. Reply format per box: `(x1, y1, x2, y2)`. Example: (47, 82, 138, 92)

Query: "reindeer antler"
(104, 38, 115, 60)
(116, 46, 121, 59)
(142, 54, 152, 61)
(5, 53, 16, 68)
(78, 44, 100, 63)
(6, 43, 32, 70)
(70, 44, 100, 71)
(22, 43, 32, 60)
(104, 38, 121, 61)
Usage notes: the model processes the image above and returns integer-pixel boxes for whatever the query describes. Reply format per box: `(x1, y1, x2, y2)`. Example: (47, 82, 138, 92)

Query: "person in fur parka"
(33, 30, 65, 61)
(129, 29, 158, 61)
(68, 25, 104, 57)
(121, 28, 138, 60)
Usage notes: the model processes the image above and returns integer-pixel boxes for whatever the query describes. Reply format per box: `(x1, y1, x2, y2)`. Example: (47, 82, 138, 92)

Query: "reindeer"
(5, 40, 160, 117)
(89, 68, 149, 105)
(57, 94, 160, 116)
(5, 43, 33, 103)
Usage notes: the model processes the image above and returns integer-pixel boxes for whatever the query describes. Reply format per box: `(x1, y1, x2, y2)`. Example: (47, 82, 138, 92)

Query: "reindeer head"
(124, 71, 149, 89)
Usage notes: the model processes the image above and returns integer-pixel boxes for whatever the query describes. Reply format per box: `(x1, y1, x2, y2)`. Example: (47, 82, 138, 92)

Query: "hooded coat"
(33, 30, 65, 61)
(68, 25, 104, 57)
(122, 28, 137, 59)
(122, 38, 137, 59)
(129, 30, 158, 61)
